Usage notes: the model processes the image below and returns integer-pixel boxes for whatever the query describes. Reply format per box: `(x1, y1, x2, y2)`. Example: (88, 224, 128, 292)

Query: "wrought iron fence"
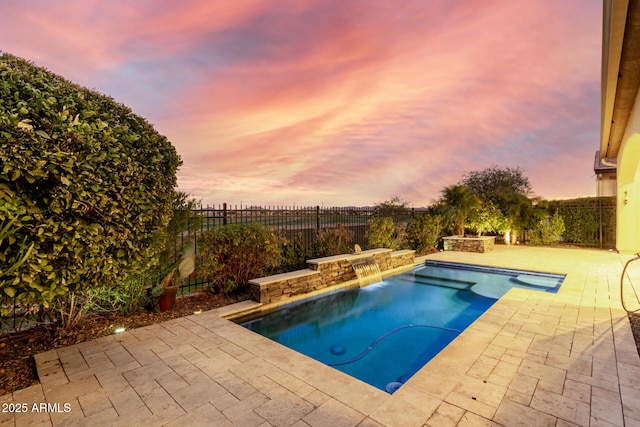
(548, 197, 616, 249)
(175, 204, 426, 293)
(175, 198, 617, 293)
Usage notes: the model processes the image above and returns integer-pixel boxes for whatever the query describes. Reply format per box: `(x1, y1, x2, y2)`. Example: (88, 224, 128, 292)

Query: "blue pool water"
(241, 261, 565, 393)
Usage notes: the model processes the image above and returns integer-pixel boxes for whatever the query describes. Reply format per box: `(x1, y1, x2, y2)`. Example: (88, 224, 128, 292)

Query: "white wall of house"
(597, 173, 617, 197)
(616, 88, 640, 253)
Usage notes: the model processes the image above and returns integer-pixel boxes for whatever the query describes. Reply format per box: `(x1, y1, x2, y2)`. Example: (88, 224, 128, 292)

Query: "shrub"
(366, 217, 395, 248)
(275, 232, 309, 273)
(0, 53, 181, 307)
(156, 192, 202, 276)
(465, 200, 504, 236)
(82, 274, 152, 316)
(312, 224, 354, 258)
(406, 214, 443, 254)
(196, 224, 281, 294)
(529, 212, 566, 246)
(393, 221, 409, 250)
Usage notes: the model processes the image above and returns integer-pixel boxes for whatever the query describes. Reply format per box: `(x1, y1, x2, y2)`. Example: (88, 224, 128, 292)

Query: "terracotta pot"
(158, 286, 179, 311)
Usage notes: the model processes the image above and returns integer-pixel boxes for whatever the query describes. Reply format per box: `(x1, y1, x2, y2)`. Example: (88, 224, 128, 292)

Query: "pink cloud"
(0, 0, 602, 206)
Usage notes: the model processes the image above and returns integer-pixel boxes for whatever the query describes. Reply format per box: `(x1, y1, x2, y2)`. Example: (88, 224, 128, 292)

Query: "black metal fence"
(548, 197, 616, 249)
(175, 204, 426, 292)
(176, 198, 617, 293)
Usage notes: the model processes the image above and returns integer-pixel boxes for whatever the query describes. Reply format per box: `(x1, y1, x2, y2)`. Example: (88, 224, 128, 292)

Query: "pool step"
(399, 273, 474, 290)
(510, 274, 561, 289)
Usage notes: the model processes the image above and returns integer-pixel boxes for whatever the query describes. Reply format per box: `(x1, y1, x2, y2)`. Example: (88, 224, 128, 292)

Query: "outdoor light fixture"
(114, 326, 126, 334)
(193, 309, 202, 315)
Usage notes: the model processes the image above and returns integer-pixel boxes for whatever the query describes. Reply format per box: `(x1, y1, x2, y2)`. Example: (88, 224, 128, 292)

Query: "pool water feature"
(240, 261, 565, 393)
(350, 256, 383, 287)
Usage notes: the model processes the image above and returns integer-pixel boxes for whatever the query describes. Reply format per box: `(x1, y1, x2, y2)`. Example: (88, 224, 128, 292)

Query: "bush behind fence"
(175, 204, 425, 292)
(548, 197, 616, 249)
(176, 198, 616, 293)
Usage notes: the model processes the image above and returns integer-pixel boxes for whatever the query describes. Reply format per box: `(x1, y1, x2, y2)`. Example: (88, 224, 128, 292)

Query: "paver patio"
(2, 246, 640, 426)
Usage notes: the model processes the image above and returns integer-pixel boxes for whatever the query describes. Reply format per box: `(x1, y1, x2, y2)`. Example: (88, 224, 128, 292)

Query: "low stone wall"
(248, 269, 323, 304)
(442, 235, 495, 253)
(248, 248, 415, 304)
(390, 249, 416, 268)
(306, 255, 357, 287)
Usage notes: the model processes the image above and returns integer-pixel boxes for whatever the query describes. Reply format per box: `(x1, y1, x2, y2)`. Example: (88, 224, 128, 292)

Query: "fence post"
(316, 206, 320, 229)
(599, 198, 603, 249)
(223, 203, 227, 226)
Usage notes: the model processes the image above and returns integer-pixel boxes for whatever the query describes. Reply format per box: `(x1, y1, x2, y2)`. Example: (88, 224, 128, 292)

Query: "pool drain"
(329, 345, 346, 355)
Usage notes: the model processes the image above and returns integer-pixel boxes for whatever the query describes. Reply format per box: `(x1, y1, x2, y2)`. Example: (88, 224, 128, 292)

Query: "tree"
(0, 52, 181, 308)
(437, 185, 480, 235)
(466, 200, 505, 236)
(461, 166, 532, 206)
(373, 196, 410, 219)
(460, 166, 539, 243)
(500, 192, 546, 244)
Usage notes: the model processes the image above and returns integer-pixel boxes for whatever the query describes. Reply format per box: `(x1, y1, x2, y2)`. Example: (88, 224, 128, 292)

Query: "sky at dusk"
(0, 0, 602, 207)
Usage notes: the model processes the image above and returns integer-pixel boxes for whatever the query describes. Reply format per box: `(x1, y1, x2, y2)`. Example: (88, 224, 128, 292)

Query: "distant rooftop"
(594, 150, 616, 173)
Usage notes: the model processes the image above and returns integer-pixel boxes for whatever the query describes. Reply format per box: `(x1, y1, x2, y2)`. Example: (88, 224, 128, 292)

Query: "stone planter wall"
(248, 248, 415, 304)
(442, 235, 495, 253)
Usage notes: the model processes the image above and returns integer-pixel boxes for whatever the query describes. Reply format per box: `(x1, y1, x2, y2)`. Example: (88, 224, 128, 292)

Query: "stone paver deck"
(2, 246, 640, 426)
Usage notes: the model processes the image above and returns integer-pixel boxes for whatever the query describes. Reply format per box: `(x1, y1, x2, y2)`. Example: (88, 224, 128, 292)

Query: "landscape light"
(114, 326, 126, 334)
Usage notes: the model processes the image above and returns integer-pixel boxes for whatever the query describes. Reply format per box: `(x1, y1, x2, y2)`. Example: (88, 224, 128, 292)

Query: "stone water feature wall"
(248, 248, 415, 304)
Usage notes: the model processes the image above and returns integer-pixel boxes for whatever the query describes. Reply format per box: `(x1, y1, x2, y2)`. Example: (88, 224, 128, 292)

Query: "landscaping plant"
(275, 232, 309, 273)
(197, 224, 281, 294)
(312, 224, 354, 257)
(529, 211, 566, 246)
(406, 214, 443, 254)
(458, 166, 547, 242)
(0, 53, 181, 308)
(82, 274, 152, 316)
(436, 185, 480, 235)
(365, 217, 395, 248)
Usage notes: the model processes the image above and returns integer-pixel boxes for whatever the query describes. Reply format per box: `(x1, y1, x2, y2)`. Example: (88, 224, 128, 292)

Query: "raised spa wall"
(442, 235, 495, 253)
(248, 248, 415, 305)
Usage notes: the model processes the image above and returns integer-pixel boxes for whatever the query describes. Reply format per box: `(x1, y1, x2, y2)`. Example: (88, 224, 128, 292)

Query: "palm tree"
(500, 191, 546, 244)
(438, 185, 480, 236)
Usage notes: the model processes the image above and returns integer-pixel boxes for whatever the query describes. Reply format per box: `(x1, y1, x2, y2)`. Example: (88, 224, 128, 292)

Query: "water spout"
(350, 256, 382, 287)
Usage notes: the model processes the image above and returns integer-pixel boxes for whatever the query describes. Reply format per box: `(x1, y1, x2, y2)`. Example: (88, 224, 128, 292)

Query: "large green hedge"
(0, 52, 181, 307)
(548, 197, 616, 247)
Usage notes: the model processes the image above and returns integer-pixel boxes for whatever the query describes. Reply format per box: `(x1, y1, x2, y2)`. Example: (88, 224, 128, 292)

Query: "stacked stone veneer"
(442, 235, 495, 253)
(248, 248, 415, 304)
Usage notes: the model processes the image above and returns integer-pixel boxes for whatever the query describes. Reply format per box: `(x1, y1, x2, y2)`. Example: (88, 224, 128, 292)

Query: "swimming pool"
(240, 261, 565, 393)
